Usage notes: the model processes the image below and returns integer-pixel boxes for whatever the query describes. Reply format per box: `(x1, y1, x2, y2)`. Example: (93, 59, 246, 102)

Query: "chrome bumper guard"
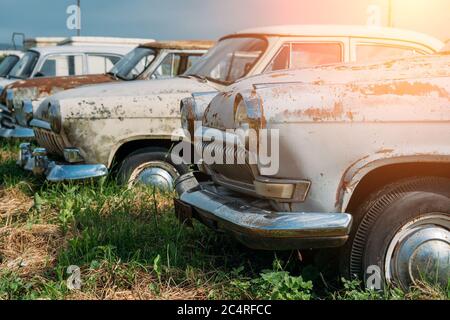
(18, 143, 108, 182)
(175, 172, 353, 250)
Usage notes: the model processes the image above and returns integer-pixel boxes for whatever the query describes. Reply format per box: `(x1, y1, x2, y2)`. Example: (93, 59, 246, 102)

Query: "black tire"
(341, 176, 450, 288)
(117, 147, 189, 188)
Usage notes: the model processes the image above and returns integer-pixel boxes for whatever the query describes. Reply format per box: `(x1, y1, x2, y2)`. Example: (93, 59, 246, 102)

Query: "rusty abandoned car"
(175, 50, 450, 289)
(16, 25, 444, 188)
(0, 37, 156, 139)
(0, 41, 213, 139)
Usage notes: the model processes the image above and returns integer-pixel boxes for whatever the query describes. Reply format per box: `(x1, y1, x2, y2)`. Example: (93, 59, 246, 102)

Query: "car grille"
(34, 128, 67, 156)
(196, 129, 257, 186)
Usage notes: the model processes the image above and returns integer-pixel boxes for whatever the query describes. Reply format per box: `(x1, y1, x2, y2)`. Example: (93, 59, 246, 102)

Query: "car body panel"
(198, 53, 450, 215)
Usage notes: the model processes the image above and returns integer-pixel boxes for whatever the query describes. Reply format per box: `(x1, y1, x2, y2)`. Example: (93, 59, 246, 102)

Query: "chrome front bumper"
(174, 172, 353, 250)
(0, 125, 34, 138)
(18, 143, 108, 182)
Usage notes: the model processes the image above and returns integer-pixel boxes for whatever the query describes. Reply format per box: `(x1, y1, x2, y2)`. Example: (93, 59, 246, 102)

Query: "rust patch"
(376, 148, 394, 154)
(142, 40, 215, 50)
(0, 74, 116, 104)
(270, 73, 289, 79)
(300, 102, 346, 122)
(335, 155, 370, 208)
(353, 81, 450, 100)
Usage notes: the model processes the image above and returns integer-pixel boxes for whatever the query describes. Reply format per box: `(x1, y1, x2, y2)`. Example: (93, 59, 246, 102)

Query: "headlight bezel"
(233, 92, 264, 131)
(6, 89, 14, 110)
(22, 100, 34, 125)
(48, 101, 62, 133)
(180, 97, 195, 139)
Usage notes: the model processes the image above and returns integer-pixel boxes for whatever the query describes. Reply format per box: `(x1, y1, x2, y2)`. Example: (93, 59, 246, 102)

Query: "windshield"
(109, 47, 156, 80)
(0, 55, 20, 77)
(184, 37, 267, 84)
(8, 51, 39, 79)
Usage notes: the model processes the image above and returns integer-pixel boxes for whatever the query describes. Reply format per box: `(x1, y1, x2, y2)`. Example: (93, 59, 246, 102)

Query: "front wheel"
(117, 147, 189, 190)
(342, 177, 450, 290)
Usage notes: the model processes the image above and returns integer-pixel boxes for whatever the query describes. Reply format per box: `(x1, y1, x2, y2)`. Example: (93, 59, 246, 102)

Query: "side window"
(356, 45, 421, 63)
(186, 54, 203, 69)
(183, 54, 202, 72)
(265, 42, 343, 72)
(87, 54, 121, 74)
(153, 53, 181, 79)
(265, 45, 290, 72)
(37, 55, 84, 77)
(290, 43, 342, 68)
(175, 54, 203, 75)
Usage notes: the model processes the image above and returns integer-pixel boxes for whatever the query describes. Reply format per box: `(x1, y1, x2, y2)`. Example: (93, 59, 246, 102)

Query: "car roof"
(28, 45, 134, 56)
(229, 25, 444, 51)
(140, 40, 215, 50)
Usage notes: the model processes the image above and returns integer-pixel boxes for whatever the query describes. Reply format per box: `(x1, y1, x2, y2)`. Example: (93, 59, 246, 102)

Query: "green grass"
(0, 141, 448, 300)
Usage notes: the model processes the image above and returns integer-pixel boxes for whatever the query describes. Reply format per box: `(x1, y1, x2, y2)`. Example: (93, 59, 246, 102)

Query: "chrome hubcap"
(385, 214, 450, 289)
(130, 161, 178, 190)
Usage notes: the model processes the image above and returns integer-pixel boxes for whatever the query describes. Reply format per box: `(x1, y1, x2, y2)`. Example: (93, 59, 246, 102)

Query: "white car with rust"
(1, 41, 212, 139)
(175, 50, 450, 290)
(0, 40, 153, 138)
(19, 25, 444, 188)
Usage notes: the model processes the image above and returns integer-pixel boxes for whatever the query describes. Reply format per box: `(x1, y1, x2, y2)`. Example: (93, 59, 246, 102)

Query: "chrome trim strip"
(0, 126, 34, 138)
(30, 119, 51, 130)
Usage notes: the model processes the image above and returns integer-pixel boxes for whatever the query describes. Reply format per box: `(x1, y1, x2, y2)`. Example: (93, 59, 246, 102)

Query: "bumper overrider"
(174, 172, 353, 250)
(18, 143, 108, 182)
(0, 101, 35, 139)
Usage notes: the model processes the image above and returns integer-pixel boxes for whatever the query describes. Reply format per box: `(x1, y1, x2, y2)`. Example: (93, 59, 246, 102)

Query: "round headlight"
(48, 102, 62, 133)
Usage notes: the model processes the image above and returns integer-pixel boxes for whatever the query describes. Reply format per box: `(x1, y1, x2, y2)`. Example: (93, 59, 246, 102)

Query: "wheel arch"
(108, 136, 179, 172)
(341, 155, 450, 214)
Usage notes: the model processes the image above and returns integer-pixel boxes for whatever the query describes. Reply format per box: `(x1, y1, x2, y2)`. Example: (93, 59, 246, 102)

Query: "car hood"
(1, 74, 115, 105)
(36, 76, 219, 120)
(231, 53, 450, 92)
(0, 78, 16, 92)
(204, 53, 450, 129)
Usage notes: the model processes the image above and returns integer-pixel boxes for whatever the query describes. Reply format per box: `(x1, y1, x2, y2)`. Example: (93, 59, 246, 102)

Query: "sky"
(0, 0, 448, 45)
